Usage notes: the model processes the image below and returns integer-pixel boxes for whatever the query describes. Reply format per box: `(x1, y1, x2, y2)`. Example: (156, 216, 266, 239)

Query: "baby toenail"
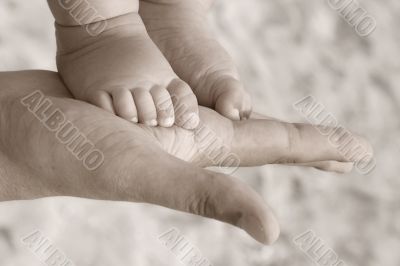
(163, 117, 175, 127)
(130, 117, 138, 123)
(240, 110, 251, 120)
(232, 109, 240, 118)
(146, 119, 158, 126)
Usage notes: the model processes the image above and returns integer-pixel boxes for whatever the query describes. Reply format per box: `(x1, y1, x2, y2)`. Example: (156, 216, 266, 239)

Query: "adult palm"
(0, 71, 371, 244)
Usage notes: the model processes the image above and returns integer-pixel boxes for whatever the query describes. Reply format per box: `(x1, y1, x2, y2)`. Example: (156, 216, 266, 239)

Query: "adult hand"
(0, 71, 372, 244)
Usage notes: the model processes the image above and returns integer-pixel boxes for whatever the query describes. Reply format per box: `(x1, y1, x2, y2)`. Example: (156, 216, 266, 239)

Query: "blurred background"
(0, 0, 399, 265)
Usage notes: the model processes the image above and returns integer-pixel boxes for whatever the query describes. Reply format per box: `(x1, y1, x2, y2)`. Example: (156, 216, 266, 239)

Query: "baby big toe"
(214, 78, 252, 121)
(150, 85, 175, 127)
(167, 79, 199, 130)
(132, 88, 158, 126)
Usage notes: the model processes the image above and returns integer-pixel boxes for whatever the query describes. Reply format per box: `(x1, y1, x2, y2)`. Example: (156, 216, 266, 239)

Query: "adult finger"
(230, 119, 373, 166)
(115, 149, 280, 245)
(247, 112, 357, 172)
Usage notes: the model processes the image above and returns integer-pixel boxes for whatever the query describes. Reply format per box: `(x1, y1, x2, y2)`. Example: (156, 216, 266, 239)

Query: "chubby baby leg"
(140, 0, 252, 120)
(47, 0, 200, 129)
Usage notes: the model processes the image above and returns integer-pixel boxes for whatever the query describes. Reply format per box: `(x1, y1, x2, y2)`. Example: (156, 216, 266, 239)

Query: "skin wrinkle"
(276, 122, 301, 164)
(141, 0, 213, 12)
(56, 21, 146, 56)
(187, 170, 217, 218)
(47, 0, 138, 26)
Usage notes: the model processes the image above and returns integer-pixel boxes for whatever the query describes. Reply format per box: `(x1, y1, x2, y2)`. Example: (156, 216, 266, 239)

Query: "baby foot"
(56, 12, 199, 129)
(140, 0, 252, 120)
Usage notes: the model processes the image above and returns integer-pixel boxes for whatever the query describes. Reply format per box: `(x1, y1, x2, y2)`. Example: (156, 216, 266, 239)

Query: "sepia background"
(0, 0, 399, 265)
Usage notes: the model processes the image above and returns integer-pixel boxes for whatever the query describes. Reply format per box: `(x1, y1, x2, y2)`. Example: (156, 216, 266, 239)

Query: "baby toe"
(167, 79, 199, 130)
(132, 88, 158, 126)
(239, 92, 252, 120)
(111, 88, 138, 122)
(214, 78, 252, 121)
(150, 85, 175, 127)
(88, 90, 115, 114)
